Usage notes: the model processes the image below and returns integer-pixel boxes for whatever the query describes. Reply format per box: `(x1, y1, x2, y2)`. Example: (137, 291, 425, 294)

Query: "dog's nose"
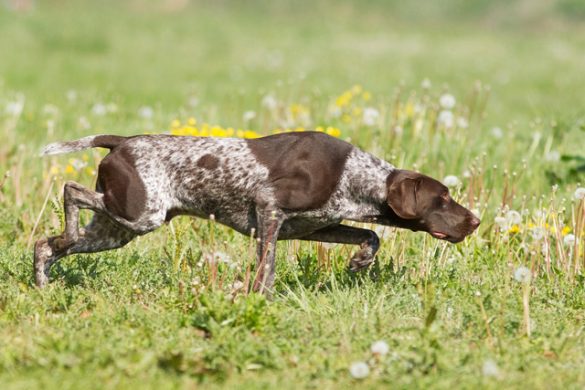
(470, 217, 481, 229)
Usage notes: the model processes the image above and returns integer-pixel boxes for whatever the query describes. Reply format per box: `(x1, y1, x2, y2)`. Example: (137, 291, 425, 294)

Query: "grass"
(1, 0, 585, 388)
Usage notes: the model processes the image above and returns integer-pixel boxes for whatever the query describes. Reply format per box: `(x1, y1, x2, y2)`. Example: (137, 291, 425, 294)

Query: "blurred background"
(1, 0, 585, 123)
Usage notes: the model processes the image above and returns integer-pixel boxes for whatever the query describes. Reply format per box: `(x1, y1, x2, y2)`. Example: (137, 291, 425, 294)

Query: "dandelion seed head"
(482, 359, 500, 378)
(457, 117, 469, 129)
(491, 126, 503, 139)
(138, 106, 154, 119)
(243, 110, 256, 122)
(362, 107, 380, 126)
(563, 234, 576, 246)
(545, 150, 560, 162)
(349, 361, 370, 379)
(574, 187, 585, 200)
(443, 175, 460, 187)
(261, 94, 278, 110)
(514, 266, 531, 283)
(439, 94, 456, 109)
(437, 110, 454, 128)
(370, 340, 389, 357)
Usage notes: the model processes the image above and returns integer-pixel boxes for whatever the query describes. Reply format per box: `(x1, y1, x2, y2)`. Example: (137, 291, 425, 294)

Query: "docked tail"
(41, 135, 126, 156)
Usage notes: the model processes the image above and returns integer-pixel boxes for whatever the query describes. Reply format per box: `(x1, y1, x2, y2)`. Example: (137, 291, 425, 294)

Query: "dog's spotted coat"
(35, 132, 480, 292)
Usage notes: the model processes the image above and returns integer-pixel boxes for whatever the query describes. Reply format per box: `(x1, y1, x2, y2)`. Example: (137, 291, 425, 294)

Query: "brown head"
(385, 169, 480, 243)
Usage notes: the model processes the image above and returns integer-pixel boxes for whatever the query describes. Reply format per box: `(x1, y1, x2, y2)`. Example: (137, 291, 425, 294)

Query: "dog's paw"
(349, 248, 375, 272)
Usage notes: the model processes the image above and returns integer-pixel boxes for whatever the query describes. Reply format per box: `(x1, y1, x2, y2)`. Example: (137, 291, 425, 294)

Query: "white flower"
(482, 359, 500, 378)
(530, 227, 546, 241)
(439, 94, 456, 109)
(505, 210, 522, 225)
(514, 266, 531, 283)
(349, 361, 370, 379)
(457, 117, 469, 129)
(491, 127, 503, 139)
(545, 150, 560, 162)
(443, 175, 460, 187)
(243, 110, 256, 122)
(91, 103, 107, 116)
(494, 216, 508, 230)
(232, 280, 244, 291)
(261, 94, 278, 110)
(66, 90, 78, 103)
(370, 340, 389, 357)
(138, 106, 153, 119)
(437, 110, 454, 128)
(362, 107, 380, 126)
(563, 234, 576, 246)
(574, 187, 585, 200)
(5, 100, 24, 117)
(421, 78, 432, 89)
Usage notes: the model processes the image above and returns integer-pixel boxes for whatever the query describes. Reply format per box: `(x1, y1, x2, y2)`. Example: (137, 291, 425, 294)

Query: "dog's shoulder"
(246, 132, 354, 211)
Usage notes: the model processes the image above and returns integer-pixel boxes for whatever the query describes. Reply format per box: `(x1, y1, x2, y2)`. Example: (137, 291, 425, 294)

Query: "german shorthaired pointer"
(35, 132, 480, 292)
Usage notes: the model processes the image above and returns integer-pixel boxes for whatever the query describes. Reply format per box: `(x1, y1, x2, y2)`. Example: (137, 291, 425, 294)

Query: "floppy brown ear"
(387, 175, 419, 219)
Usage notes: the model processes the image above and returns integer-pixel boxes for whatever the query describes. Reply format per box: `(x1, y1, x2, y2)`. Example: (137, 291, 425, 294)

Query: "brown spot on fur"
(247, 132, 353, 211)
(97, 146, 146, 221)
(197, 154, 220, 170)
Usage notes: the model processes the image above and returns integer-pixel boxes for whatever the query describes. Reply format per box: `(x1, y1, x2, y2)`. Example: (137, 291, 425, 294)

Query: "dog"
(34, 131, 480, 292)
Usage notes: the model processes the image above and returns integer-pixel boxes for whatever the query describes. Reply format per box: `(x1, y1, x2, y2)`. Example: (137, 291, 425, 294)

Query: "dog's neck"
(335, 148, 394, 222)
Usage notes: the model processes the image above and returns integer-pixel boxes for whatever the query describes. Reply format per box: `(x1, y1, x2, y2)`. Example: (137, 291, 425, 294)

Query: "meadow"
(1, 0, 585, 388)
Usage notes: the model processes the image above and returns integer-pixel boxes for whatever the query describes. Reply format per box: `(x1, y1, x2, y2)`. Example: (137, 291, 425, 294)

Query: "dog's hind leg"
(51, 181, 109, 252)
(34, 214, 136, 287)
(298, 224, 380, 271)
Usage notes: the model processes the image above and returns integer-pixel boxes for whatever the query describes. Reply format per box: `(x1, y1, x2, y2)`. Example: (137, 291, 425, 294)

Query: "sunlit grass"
(1, 1, 585, 389)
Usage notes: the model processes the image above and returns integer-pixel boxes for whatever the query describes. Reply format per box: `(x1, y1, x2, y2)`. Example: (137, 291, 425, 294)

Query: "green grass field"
(1, 1, 585, 388)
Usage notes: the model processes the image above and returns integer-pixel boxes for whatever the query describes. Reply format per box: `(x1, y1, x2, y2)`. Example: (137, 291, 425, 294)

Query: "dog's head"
(385, 169, 480, 243)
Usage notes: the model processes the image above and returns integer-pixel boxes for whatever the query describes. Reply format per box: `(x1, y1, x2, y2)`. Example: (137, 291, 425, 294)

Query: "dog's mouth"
(431, 231, 463, 243)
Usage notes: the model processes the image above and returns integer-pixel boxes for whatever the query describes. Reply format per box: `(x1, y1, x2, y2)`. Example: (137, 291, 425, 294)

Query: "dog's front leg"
(252, 206, 284, 295)
(298, 224, 380, 271)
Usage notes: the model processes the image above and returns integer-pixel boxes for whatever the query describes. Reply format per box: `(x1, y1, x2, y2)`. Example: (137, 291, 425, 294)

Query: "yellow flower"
(326, 126, 341, 137)
(508, 225, 521, 234)
(315, 126, 324, 132)
(352, 107, 362, 117)
(65, 164, 75, 175)
(562, 226, 571, 236)
(404, 102, 415, 118)
(85, 167, 96, 176)
(49, 165, 60, 175)
(243, 130, 260, 139)
(82, 154, 89, 162)
(351, 85, 363, 94)
(335, 91, 352, 108)
(187, 117, 197, 126)
(171, 119, 181, 128)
